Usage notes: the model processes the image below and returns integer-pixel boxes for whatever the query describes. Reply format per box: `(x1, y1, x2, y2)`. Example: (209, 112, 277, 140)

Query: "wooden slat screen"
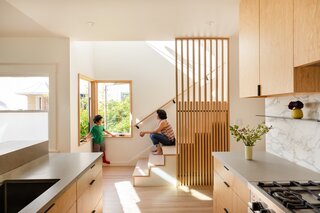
(176, 38, 229, 186)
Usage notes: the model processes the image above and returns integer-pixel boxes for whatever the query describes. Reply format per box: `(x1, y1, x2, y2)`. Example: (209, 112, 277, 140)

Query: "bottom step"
(132, 158, 149, 177)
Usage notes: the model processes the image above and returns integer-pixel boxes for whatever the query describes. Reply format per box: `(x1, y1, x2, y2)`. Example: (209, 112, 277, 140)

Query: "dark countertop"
(212, 151, 320, 182)
(0, 152, 102, 212)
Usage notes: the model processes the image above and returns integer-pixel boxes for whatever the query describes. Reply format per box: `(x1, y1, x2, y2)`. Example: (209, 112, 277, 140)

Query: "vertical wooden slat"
(175, 39, 179, 186)
(209, 40, 213, 185)
(204, 39, 208, 185)
(192, 40, 196, 186)
(222, 39, 226, 152)
(186, 41, 190, 186)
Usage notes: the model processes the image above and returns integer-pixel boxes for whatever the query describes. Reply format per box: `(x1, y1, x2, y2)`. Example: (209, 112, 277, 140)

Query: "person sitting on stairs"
(139, 109, 175, 155)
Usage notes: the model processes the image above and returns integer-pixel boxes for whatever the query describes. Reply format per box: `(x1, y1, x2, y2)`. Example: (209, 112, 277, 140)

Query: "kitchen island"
(0, 152, 102, 213)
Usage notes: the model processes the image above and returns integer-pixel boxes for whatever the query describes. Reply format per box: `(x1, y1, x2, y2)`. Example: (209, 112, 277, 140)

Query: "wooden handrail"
(135, 68, 217, 129)
(135, 98, 176, 129)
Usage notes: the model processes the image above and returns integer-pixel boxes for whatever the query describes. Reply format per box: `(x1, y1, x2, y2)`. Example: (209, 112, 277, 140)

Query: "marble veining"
(265, 94, 320, 173)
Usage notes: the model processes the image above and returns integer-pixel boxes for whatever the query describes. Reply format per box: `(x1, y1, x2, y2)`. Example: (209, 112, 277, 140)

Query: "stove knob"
(248, 202, 264, 211)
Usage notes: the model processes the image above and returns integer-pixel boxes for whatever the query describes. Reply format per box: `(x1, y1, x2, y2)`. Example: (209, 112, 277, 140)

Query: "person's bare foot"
(152, 150, 163, 155)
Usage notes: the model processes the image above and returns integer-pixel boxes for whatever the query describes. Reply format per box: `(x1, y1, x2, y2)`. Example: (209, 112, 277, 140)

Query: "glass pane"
(0, 77, 49, 143)
(0, 77, 49, 111)
(79, 79, 90, 139)
(98, 82, 131, 134)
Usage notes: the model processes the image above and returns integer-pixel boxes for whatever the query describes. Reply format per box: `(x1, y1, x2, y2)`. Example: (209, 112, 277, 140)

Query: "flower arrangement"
(229, 123, 271, 146)
(288, 100, 304, 110)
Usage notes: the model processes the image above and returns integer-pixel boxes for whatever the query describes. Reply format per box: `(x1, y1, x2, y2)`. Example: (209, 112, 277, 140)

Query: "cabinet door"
(260, 0, 294, 96)
(239, 0, 260, 97)
(294, 0, 320, 67)
(47, 183, 76, 213)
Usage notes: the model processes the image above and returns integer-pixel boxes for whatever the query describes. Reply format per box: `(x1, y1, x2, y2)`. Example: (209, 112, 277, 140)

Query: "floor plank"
(102, 166, 213, 213)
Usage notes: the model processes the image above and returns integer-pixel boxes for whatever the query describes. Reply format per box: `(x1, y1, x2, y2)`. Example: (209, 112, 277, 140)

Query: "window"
(97, 81, 132, 136)
(79, 75, 92, 144)
(0, 77, 49, 143)
(0, 77, 49, 111)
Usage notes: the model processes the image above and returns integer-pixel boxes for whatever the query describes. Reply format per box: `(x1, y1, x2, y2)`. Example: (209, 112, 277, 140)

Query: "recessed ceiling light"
(87, 21, 95, 27)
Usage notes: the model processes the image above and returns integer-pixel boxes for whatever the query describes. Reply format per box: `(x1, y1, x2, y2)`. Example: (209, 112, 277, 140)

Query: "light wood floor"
(102, 166, 213, 213)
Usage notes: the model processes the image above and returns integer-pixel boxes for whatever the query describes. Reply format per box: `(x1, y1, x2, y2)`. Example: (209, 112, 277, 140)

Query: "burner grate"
(258, 180, 320, 211)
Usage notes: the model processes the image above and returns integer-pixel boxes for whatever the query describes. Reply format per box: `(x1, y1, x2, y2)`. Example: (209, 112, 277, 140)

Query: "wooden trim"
(78, 74, 94, 146)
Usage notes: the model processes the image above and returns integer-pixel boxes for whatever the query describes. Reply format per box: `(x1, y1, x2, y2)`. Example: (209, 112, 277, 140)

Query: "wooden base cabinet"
(46, 158, 103, 213)
(213, 158, 249, 213)
(77, 160, 103, 213)
(47, 182, 77, 213)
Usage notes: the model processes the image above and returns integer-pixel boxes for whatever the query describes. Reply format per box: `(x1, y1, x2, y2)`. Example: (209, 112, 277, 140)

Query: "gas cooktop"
(258, 181, 320, 213)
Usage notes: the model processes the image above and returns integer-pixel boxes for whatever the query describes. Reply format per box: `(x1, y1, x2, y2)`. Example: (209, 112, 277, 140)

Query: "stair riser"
(134, 156, 176, 187)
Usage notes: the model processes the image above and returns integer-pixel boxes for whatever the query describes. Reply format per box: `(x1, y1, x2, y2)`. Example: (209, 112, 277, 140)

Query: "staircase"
(132, 146, 177, 187)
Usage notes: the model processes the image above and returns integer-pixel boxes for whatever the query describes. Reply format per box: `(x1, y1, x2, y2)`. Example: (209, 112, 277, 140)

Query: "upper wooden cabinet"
(294, 0, 320, 67)
(239, 0, 320, 97)
(260, 0, 294, 96)
(239, 0, 260, 98)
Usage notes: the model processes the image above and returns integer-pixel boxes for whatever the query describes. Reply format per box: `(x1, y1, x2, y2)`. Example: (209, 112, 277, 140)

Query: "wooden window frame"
(78, 74, 94, 146)
(94, 80, 133, 138)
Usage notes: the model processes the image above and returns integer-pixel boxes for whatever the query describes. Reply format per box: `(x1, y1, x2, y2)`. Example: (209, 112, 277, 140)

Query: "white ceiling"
(1, 0, 239, 40)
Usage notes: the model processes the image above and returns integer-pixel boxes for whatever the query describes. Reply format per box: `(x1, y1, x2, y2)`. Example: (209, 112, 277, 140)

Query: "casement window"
(78, 75, 93, 144)
(96, 81, 132, 137)
(78, 77, 132, 144)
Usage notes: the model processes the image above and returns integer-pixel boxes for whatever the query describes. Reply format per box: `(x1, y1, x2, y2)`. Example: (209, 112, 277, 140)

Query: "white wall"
(0, 37, 71, 152)
(229, 34, 266, 152)
(70, 41, 95, 152)
(93, 41, 176, 165)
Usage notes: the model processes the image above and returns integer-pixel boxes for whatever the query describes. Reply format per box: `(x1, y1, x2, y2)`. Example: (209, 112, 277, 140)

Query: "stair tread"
(133, 158, 149, 177)
(148, 153, 165, 166)
(162, 146, 176, 156)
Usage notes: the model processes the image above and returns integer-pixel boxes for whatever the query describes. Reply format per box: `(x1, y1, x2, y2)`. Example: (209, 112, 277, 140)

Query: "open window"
(78, 75, 93, 145)
(96, 81, 132, 137)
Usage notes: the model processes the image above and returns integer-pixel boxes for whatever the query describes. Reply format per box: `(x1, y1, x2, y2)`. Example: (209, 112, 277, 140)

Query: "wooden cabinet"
(46, 158, 103, 213)
(77, 160, 103, 213)
(239, 0, 320, 97)
(239, 0, 260, 98)
(47, 182, 77, 213)
(213, 158, 250, 213)
(260, 0, 294, 96)
(294, 0, 320, 67)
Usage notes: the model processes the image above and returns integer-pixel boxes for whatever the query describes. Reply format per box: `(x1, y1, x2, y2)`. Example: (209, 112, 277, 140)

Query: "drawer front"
(67, 202, 76, 213)
(233, 175, 250, 203)
(46, 182, 76, 213)
(93, 197, 103, 213)
(232, 192, 248, 213)
(214, 171, 233, 212)
(77, 159, 102, 197)
(214, 158, 234, 189)
(77, 171, 103, 213)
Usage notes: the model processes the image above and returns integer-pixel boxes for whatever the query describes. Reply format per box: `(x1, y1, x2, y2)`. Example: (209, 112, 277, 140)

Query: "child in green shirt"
(85, 115, 115, 164)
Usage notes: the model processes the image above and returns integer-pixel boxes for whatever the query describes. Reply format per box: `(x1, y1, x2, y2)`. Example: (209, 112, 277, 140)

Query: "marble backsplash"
(265, 94, 320, 173)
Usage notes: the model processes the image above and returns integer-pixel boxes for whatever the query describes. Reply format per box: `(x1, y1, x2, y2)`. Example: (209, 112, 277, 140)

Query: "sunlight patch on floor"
(152, 167, 177, 186)
(115, 181, 141, 213)
(178, 185, 212, 201)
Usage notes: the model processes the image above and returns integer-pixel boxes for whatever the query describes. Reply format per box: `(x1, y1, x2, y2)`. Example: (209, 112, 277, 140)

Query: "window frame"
(78, 74, 94, 146)
(94, 80, 133, 138)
